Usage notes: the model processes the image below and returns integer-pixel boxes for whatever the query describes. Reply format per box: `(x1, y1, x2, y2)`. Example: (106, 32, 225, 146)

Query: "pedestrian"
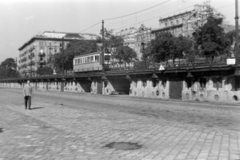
(23, 80, 34, 110)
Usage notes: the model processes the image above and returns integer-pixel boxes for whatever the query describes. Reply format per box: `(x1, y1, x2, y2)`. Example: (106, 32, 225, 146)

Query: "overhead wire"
(111, 2, 238, 33)
(80, 21, 101, 33)
(111, 5, 195, 32)
(104, 0, 171, 21)
(79, 0, 172, 32)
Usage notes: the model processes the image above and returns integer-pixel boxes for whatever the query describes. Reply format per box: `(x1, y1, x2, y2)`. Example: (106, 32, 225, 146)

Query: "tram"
(73, 51, 111, 72)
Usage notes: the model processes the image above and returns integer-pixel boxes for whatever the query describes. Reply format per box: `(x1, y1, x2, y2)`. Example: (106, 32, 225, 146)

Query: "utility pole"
(235, 0, 240, 90)
(102, 20, 105, 72)
(236, 0, 239, 63)
(62, 37, 64, 75)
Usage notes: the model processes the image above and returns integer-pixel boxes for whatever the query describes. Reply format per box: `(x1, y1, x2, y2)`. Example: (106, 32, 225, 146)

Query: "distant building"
(18, 31, 99, 77)
(152, 3, 209, 37)
(221, 21, 240, 33)
(135, 24, 155, 59)
(116, 27, 137, 50)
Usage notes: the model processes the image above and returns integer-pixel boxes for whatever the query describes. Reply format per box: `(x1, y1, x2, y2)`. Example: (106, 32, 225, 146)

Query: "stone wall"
(182, 77, 240, 104)
(1, 76, 240, 104)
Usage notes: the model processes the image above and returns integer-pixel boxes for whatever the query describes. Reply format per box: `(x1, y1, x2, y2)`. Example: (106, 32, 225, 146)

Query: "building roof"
(18, 31, 100, 51)
(159, 11, 192, 22)
(152, 24, 183, 33)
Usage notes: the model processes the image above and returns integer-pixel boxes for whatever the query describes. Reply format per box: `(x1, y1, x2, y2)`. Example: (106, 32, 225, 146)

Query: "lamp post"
(39, 49, 44, 68)
(30, 51, 34, 78)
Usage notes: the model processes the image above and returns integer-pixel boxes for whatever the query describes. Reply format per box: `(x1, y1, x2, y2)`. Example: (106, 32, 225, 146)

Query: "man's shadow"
(30, 107, 44, 110)
(0, 128, 3, 133)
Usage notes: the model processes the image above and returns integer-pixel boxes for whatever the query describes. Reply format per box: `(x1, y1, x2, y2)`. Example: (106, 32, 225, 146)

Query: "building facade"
(18, 31, 98, 77)
(135, 24, 155, 59)
(116, 27, 137, 51)
(152, 3, 209, 37)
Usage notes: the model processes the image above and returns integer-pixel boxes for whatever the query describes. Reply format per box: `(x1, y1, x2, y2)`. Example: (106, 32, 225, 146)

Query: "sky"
(0, 0, 237, 63)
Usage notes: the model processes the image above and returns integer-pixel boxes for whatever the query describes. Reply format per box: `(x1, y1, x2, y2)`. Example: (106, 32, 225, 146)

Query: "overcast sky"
(0, 0, 237, 63)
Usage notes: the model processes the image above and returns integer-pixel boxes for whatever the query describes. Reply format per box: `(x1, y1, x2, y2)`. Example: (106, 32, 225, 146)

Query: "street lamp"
(29, 51, 34, 78)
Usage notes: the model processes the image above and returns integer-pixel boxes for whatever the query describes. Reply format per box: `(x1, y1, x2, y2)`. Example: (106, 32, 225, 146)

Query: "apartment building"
(18, 31, 98, 77)
(152, 4, 209, 37)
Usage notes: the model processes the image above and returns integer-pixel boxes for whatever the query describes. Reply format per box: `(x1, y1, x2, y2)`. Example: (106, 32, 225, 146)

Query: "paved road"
(0, 88, 240, 160)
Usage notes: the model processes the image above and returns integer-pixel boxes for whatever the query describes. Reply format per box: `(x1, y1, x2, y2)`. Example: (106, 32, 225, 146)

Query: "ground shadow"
(0, 128, 3, 133)
(30, 107, 44, 110)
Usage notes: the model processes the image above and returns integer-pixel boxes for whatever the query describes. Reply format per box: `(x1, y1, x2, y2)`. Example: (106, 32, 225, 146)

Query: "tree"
(100, 28, 124, 51)
(100, 28, 137, 65)
(0, 58, 20, 79)
(36, 66, 53, 75)
(193, 7, 230, 59)
(112, 45, 137, 65)
(52, 40, 98, 72)
(143, 32, 193, 64)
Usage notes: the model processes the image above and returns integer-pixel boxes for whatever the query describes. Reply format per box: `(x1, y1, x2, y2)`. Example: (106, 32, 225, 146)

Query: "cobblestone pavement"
(0, 88, 240, 160)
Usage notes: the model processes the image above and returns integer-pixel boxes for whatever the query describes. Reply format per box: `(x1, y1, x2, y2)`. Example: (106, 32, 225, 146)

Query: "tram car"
(73, 51, 111, 72)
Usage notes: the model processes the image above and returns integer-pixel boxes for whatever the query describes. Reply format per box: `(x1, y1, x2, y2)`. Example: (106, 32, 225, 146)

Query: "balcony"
(38, 52, 46, 57)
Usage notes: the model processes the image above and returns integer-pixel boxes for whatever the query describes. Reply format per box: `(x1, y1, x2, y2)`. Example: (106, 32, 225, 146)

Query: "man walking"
(23, 80, 34, 110)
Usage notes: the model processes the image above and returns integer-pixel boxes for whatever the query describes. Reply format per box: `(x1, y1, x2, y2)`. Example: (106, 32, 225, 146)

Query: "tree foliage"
(102, 28, 137, 64)
(143, 32, 193, 63)
(36, 66, 53, 75)
(112, 46, 137, 64)
(193, 8, 230, 58)
(0, 58, 20, 79)
(52, 40, 98, 71)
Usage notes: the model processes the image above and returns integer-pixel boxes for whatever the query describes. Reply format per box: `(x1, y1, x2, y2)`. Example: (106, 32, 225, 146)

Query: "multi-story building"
(116, 27, 137, 50)
(152, 3, 209, 37)
(18, 31, 98, 77)
(135, 24, 155, 59)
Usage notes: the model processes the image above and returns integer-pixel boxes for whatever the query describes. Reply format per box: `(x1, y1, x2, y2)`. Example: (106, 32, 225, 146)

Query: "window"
(91, 56, 93, 62)
(95, 55, 99, 62)
(75, 59, 78, 65)
(78, 58, 80, 64)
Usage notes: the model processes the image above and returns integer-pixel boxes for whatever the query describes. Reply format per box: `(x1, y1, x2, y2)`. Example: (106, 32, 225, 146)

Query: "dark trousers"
(24, 96, 31, 109)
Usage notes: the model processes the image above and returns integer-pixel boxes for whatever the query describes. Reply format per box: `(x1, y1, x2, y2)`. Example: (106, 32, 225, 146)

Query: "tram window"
(78, 59, 80, 64)
(95, 55, 99, 62)
(91, 56, 93, 62)
(105, 55, 110, 61)
(75, 59, 77, 65)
